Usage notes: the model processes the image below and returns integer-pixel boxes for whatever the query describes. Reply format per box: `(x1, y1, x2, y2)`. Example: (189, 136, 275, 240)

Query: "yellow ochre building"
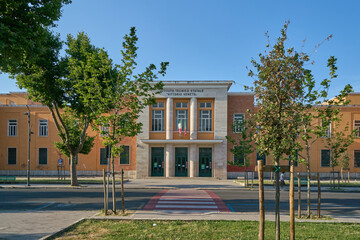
(1, 81, 360, 178)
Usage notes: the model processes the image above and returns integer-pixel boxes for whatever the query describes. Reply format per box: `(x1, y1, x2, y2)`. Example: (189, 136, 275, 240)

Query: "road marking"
(32, 202, 56, 211)
(158, 200, 216, 204)
(143, 189, 230, 212)
(155, 205, 218, 209)
(227, 203, 235, 212)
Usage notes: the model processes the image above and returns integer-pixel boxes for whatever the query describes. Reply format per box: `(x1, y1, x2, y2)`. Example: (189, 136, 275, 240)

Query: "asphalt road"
(1, 188, 360, 218)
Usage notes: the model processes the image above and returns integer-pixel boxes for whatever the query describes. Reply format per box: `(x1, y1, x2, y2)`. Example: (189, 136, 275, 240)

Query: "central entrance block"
(175, 147, 188, 177)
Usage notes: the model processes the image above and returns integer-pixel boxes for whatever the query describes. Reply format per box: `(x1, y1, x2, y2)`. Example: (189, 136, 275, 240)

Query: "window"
(321, 149, 331, 167)
(199, 101, 213, 132)
(256, 152, 266, 165)
(355, 120, 360, 138)
(8, 148, 17, 165)
(354, 150, 360, 168)
(152, 102, 165, 131)
(233, 146, 245, 166)
(39, 148, 48, 165)
(321, 120, 331, 138)
(174, 101, 188, 133)
(100, 125, 109, 137)
(8, 119, 17, 136)
(39, 119, 48, 137)
(153, 102, 164, 108)
(100, 148, 107, 165)
(120, 146, 130, 165)
(233, 113, 245, 133)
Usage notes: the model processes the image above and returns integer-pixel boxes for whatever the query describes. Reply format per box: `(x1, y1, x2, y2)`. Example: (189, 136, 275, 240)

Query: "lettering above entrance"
(161, 89, 204, 97)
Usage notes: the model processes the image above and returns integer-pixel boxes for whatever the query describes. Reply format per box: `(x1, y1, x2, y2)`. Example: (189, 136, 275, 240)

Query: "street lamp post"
(24, 105, 33, 187)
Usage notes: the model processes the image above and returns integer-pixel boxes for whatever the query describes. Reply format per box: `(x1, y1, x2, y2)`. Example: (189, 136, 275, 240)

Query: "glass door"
(151, 147, 164, 176)
(199, 148, 212, 177)
(175, 147, 188, 177)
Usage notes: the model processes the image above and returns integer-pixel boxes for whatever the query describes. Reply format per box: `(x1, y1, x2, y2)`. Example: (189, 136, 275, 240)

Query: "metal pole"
(26, 105, 31, 187)
(107, 156, 109, 211)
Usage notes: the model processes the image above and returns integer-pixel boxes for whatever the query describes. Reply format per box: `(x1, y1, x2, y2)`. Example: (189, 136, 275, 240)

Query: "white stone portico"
(136, 81, 233, 179)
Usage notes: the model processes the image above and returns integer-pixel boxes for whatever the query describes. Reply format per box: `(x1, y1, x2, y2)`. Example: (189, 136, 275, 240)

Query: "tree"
(341, 151, 350, 182)
(318, 87, 357, 187)
(94, 27, 168, 213)
(0, 0, 71, 74)
(247, 22, 309, 239)
(17, 32, 113, 186)
(297, 56, 340, 218)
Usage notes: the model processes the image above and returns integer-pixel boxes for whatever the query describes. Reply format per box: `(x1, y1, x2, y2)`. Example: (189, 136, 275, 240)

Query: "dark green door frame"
(199, 148, 212, 177)
(151, 147, 164, 176)
(175, 147, 188, 177)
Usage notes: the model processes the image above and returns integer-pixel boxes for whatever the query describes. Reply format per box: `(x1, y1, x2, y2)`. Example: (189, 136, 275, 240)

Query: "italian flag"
(178, 120, 182, 136)
(184, 120, 187, 135)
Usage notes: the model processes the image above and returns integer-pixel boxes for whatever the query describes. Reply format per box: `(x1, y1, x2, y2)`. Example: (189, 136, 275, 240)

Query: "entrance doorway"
(175, 147, 188, 177)
(199, 148, 212, 177)
(151, 147, 164, 176)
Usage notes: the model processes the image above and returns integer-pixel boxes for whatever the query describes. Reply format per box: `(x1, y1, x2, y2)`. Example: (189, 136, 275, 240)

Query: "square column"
(166, 98, 173, 139)
(165, 144, 174, 177)
(190, 97, 197, 140)
(189, 144, 198, 177)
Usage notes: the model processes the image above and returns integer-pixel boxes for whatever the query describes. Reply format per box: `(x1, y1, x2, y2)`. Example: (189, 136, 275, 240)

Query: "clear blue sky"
(1, 0, 360, 97)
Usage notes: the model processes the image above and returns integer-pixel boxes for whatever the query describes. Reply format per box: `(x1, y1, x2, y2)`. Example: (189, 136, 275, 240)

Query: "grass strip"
(50, 219, 360, 240)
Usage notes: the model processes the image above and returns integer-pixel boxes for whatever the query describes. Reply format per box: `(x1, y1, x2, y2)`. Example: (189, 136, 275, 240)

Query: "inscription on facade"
(161, 89, 204, 96)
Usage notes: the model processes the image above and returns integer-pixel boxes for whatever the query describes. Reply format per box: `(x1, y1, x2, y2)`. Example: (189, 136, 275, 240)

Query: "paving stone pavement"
(0, 210, 97, 240)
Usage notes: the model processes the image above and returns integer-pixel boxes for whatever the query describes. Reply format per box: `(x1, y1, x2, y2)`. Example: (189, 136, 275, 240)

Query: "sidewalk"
(1, 178, 360, 192)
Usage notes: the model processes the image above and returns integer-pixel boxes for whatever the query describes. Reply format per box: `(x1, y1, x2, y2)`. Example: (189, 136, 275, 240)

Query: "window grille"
(100, 148, 107, 165)
(39, 148, 48, 165)
(355, 120, 360, 138)
(321, 149, 331, 167)
(8, 120, 17, 136)
(233, 113, 245, 133)
(39, 119, 48, 137)
(175, 110, 188, 131)
(8, 148, 17, 165)
(199, 110, 212, 131)
(120, 146, 130, 164)
(152, 110, 164, 131)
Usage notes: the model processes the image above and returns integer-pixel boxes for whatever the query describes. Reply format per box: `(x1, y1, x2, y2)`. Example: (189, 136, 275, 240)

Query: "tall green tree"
(297, 56, 338, 218)
(94, 27, 168, 212)
(17, 32, 113, 186)
(0, 0, 71, 74)
(317, 86, 357, 186)
(247, 22, 309, 239)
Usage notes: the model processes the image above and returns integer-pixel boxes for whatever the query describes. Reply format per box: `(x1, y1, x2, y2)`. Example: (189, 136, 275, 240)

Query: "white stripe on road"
(159, 198, 213, 201)
(155, 205, 218, 209)
(158, 201, 215, 204)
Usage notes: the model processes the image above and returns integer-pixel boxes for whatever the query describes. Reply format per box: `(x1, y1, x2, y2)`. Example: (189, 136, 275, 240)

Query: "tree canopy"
(0, 0, 71, 74)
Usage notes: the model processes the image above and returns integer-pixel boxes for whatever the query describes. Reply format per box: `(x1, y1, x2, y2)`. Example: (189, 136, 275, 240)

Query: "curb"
(40, 217, 86, 240)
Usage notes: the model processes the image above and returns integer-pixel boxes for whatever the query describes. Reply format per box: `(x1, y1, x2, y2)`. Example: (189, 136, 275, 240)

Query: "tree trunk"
(289, 162, 295, 240)
(275, 158, 280, 240)
(70, 153, 79, 186)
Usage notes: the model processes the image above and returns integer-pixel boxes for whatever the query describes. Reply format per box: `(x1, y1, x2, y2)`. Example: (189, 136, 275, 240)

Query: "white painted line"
(158, 201, 216, 205)
(160, 198, 213, 201)
(155, 205, 218, 209)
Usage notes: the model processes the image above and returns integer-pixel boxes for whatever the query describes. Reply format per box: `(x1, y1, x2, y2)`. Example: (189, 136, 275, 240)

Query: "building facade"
(1, 81, 360, 178)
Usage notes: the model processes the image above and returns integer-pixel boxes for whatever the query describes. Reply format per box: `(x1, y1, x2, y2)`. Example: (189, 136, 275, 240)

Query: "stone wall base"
(0, 170, 137, 179)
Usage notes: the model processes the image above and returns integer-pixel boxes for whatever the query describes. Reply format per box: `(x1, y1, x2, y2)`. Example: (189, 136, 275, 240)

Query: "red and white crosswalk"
(143, 189, 230, 212)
